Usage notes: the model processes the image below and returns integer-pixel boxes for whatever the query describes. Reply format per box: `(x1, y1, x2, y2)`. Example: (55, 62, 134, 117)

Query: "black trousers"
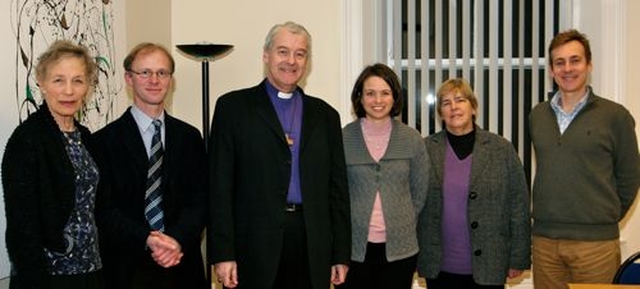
(337, 242, 417, 289)
(426, 271, 504, 289)
(131, 255, 179, 289)
(272, 210, 313, 289)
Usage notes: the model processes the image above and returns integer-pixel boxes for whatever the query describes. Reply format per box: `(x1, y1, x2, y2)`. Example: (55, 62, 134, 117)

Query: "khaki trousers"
(532, 236, 620, 289)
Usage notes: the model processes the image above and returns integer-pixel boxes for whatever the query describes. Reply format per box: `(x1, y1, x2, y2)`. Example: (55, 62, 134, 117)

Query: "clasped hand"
(146, 231, 183, 268)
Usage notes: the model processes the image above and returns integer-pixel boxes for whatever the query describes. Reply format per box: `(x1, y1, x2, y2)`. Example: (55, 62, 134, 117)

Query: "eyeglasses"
(128, 69, 172, 79)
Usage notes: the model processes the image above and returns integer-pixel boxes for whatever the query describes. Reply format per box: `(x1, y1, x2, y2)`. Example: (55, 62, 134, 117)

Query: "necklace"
(361, 118, 391, 152)
(362, 131, 390, 150)
(63, 130, 82, 146)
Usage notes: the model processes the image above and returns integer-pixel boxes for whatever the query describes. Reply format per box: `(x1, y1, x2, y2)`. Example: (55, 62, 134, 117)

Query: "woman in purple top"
(417, 78, 531, 289)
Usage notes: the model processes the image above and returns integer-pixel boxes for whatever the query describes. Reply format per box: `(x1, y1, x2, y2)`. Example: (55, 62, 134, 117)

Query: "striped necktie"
(145, 119, 164, 231)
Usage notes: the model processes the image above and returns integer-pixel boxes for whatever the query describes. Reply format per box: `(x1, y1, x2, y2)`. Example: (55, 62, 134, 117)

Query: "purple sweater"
(441, 140, 473, 274)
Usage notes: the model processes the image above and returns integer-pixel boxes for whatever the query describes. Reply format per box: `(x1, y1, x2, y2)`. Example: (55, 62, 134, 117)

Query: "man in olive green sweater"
(529, 29, 640, 289)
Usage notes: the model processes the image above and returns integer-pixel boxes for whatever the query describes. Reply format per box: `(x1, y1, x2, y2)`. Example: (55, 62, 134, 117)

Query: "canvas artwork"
(11, 0, 121, 131)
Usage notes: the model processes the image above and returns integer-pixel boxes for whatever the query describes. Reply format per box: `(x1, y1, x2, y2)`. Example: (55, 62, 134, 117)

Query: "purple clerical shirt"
(265, 81, 303, 204)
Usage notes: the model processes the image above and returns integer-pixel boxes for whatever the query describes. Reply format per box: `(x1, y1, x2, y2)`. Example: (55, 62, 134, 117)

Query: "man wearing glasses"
(93, 43, 208, 289)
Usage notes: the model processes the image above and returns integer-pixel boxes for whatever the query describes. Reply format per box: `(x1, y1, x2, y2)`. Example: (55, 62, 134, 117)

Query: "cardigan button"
(469, 192, 477, 200)
(471, 221, 478, 229)
(474, 249, 482, 256)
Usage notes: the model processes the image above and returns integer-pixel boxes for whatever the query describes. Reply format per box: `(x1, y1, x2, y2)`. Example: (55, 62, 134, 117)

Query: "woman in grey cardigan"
(417, 78, 530, 289)
(338, 63, 429, 289)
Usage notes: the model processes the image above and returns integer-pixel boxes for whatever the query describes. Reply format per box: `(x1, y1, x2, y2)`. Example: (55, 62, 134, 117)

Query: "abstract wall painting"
(11, 0, 121, 131)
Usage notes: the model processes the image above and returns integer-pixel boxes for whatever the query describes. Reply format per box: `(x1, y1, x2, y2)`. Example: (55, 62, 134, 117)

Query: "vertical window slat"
(435, 0, 444, 96)
(532, 0, 541, 107)
(462, 0, 471, 81)
(489, 0, 499, 133)
(449, 0, 457, 80)
(545, 0, 556, 96)
(392, 0, 402, 78)
(518, 0, 527, 161)
(384, 0, 560, 183)
(503, 0, 513, 141)
(474, 0, 485, 128)
(421, 0, 431, 136)
(407, 0, 417, 128)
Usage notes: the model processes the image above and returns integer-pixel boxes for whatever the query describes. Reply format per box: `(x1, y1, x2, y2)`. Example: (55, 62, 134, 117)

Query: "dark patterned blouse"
(44, 130, 102, 275)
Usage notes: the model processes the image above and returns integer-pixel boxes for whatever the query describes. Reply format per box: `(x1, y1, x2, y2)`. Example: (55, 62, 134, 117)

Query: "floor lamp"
(176, 43, 232, 286)
(176, 43, 233, 151)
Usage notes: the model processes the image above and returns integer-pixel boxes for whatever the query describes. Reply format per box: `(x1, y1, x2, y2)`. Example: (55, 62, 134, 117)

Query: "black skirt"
(48, 270, 105, 289)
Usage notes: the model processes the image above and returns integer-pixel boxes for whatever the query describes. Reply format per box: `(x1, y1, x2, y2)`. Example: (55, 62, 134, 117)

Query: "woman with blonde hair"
(2, 40, 103, 289)
(417, 78, 530, 289)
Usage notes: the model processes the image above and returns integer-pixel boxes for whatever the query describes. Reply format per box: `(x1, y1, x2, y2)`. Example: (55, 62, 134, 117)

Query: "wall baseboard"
(0, 277, 8, 289)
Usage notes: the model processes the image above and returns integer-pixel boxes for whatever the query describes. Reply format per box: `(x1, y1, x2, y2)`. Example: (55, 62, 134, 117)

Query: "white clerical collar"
(277, 91, 294, 99)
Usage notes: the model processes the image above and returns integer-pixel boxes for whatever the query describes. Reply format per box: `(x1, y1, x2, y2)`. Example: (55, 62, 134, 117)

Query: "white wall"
(573, 0, 640, 261)
(627, 0, 640, 140)
(170, 0, 346, 131)
(0, 1, 21, 278)
(122, 0, 172, 115)
(619, 0, 640, 261)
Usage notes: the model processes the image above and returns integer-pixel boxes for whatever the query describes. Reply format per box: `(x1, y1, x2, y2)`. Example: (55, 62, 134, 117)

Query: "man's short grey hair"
(263, 21, 312, 55)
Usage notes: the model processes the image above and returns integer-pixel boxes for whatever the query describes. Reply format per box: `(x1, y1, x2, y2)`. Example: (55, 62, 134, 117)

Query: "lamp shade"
(175, 43, 233, 155)
(176, 44, 233, 60)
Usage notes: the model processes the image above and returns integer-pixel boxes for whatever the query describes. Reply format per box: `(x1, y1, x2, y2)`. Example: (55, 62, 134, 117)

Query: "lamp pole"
(175, 44, 232, 285)
(201, 59, 210, 149)
(176, 43, 233, 151)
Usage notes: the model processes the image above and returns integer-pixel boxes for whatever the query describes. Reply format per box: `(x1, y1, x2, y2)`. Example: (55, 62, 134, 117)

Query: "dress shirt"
(130, 104, 165, 157)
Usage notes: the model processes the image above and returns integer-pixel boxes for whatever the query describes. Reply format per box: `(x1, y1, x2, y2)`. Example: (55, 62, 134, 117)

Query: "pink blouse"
(361, 118, 392, 243)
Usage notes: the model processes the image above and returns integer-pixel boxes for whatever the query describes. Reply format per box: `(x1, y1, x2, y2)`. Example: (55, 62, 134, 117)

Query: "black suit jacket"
(208, 80, 351, 289)
(92, 108, 207, 289)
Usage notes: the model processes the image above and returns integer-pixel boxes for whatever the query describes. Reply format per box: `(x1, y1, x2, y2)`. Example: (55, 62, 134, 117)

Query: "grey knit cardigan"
(417, 128, 531, 285)
(342, 118, 429, 262)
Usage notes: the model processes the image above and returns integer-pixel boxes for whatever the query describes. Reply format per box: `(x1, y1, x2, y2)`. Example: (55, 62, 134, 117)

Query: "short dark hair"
(123, 42, 175, 73)
(548, 29, 592, 67)
(351, 63, 404, 118)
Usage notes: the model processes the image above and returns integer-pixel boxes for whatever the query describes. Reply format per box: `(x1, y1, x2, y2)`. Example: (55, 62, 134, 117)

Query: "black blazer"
(208, 80, 351, 289)
(92, 109, 207, 289)
(2, 103, 94, 289)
